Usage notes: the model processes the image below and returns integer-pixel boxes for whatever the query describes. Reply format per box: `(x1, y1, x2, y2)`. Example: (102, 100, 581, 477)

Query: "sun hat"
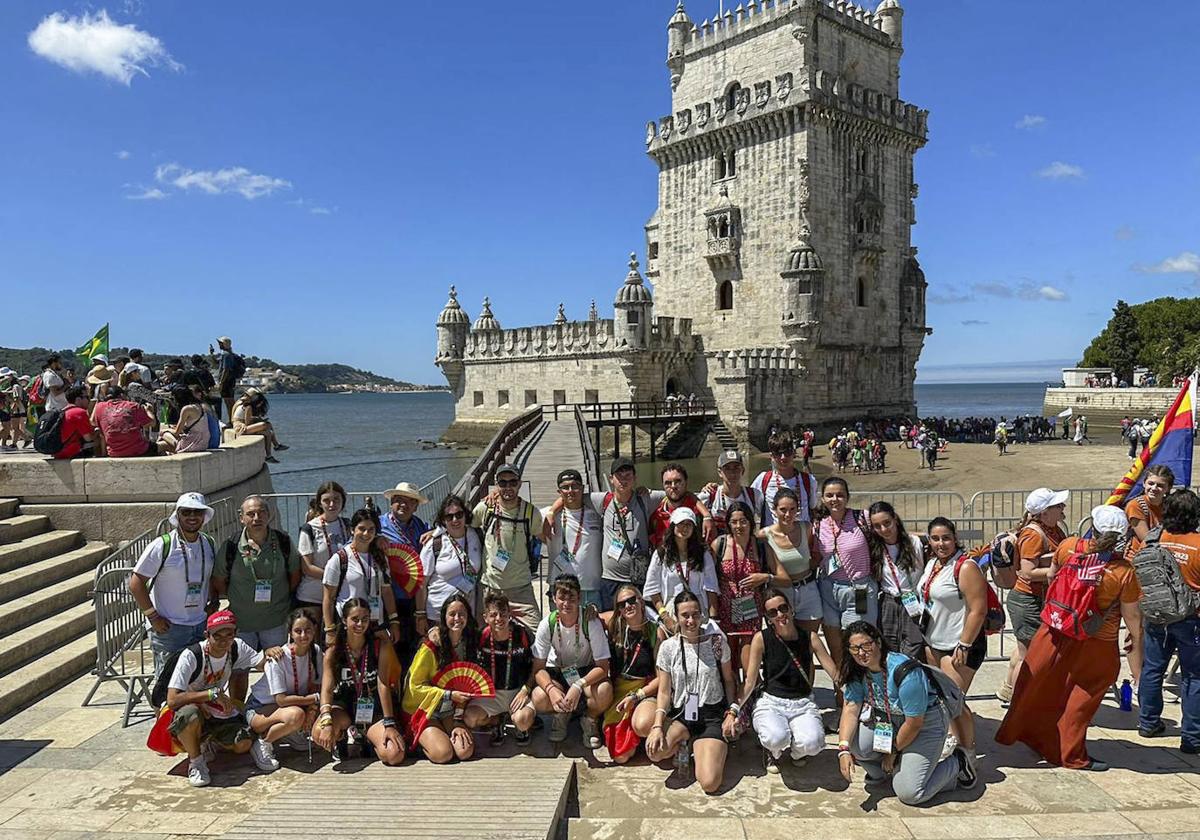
(169, 492, 215, 527)
(1091, 504, 1129, 535)
(207, 610, 237, 631)
(1024, 487, 1069, 514)
(90, 353, 109, 365)
(86, 367, 113, 386)
(669, 507, 698, 527)
(383, 481, 429, 505)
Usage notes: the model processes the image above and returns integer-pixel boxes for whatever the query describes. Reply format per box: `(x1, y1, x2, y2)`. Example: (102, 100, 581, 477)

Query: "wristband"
(728, 702, 741, 716)
(838, 740, 851, 750)
(415, 611, 427, 618)
(141, 606, 158, 617)
(318, 714, 333, 728)
(956, 642, 972, 652)
(635, 689, 646, 702)
(381, 716, 397, 729)
(657, 605, 668, 616)
(651, 724, 664, 731)
(208, 687, 219, 701)
(572, 678, 587, 692)
(654, 708, 668, 717)
(387, 613, 399, 621)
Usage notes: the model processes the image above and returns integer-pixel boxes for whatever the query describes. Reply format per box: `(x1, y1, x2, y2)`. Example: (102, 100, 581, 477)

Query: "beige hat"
(217, 336, 233, 348)
(242, 387, 262, 399)
(86, 366, 113, 385)
(383, 481, 429, 505)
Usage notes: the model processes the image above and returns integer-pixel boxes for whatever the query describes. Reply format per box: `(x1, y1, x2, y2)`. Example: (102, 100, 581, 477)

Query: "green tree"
(1106, 300, 1141, 384)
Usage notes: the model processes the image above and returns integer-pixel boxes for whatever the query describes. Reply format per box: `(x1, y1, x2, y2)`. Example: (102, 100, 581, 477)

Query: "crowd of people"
(0, 337, 288, 462)
(133, 430, 1200, 803)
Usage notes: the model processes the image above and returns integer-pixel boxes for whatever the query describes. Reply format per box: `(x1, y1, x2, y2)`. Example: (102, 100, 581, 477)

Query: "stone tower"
(644, 0, 931, 444)
(614, 253, 654, 350)
(435, 285, 470, 396)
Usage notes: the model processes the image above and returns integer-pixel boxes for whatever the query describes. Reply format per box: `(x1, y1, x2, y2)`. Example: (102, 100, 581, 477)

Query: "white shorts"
(787, 579, 823, 622)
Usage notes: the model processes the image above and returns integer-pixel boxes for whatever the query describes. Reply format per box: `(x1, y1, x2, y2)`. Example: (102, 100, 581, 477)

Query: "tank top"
(336, 639, 380, 702)
(762, 623, 813, 700)
(768, 530, 812, 579)
(176, 406, 211, 453)
(613, 625, 656, 679)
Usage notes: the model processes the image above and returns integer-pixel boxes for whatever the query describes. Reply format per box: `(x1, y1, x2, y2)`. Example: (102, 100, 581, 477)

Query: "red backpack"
(1040, 547, 1114, 640)
(952, 555, 1006, 635)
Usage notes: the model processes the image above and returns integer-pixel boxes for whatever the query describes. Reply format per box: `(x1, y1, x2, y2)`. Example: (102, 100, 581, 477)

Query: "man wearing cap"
(473, 464, 545, 632)
(542, 469, 604, 607)
(698, 450, 763, 535)
(130, 492, 220, 674)
(125, 349, 155, 387)
(164, 609, 269, 787)
(213, 337, 241, 422)
(585, 458, 659, 612)
(751, 432, 817, 528)
(378, 481, 429, 659)
(213, 495, 301, 650)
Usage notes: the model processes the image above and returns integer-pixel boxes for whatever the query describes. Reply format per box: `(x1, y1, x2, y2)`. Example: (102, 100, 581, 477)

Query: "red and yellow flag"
(1106, 372, 1196, 506)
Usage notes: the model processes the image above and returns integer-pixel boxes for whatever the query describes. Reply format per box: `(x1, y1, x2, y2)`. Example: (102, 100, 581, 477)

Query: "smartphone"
(854, 586, 869, 614)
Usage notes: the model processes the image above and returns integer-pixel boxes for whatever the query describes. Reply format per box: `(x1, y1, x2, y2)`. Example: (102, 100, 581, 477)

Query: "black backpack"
(151, 639, 242, 708)
(482, 502, 543, 575)
(33, 408, 70, 455)
(227, 353, 247, 380)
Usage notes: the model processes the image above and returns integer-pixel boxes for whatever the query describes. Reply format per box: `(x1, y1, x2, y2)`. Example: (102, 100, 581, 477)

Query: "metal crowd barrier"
(261, 474, 451, 537)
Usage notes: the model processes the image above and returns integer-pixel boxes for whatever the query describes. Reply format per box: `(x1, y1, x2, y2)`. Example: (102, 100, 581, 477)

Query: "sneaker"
(515, 728, 531, 746)
(996, 680, 1013, 705)
(1138, 720, 1167, 738)
(1181, 742, 1199, 755)
(954, 747, 978, 789)
(549, 713, 569, 743)
(941, 732, 958, 761)
(274, 443, 289, 451)
(764, 750, 780, 774)
(188, 757, 211, 788)
(580, 716, 600, 749)
(491, 723, 507, 746)
(1079, 759, 1109, 771)
(251, 738, 279, 772)
(265, 456, 280, 464)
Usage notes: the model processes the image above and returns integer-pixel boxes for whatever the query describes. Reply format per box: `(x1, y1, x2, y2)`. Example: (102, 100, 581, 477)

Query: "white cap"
(170, 492, 215, 527)
(1091, 504, 1129, 535)
(669, 507, 698, 527)
(1025, 488, 1069, 514)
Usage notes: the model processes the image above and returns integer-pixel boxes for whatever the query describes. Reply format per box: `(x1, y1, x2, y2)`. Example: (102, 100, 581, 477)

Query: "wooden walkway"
(519, 419, 592, 509)
(221, 756, 574, 840)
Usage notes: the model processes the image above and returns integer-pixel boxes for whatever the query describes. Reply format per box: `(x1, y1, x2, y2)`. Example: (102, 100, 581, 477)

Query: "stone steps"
(0, 529, 83, 575)
(0, 633, 95, 721)
(0, 541, 109, 603)
(0, 498, 17, 519)
(0, 513, 50, 544)
(0, 567, 95, 638)
(0, 601, 94, 678)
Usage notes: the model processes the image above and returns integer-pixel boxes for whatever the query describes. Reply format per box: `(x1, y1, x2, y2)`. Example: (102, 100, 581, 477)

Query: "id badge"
(606, 538, 626, 561)
(561, 666, 581, 686)
(872, 721, 894, 753)
(828, 552, 840, 573)
(492, 548, 511, 572)
(900, 590, 923, 617)
(368, 595, 381, 615)
(185, 581, 203, 608)
(684, 692, 700, 722)
(731, 594, 759, 624)
(254, 580, 272, 603)
(355, 697, 374, 725)
(554, 549, 576, 573)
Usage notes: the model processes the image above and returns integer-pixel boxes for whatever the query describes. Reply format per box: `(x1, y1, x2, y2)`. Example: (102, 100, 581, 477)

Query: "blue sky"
(1, 1, 1197, 384)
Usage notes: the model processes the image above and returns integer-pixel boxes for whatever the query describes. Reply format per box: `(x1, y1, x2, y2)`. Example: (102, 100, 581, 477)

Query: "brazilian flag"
(75, 324, 110, 372)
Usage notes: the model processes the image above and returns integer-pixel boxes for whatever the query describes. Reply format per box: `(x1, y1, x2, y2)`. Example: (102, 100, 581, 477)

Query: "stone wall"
(1043, 387, 1178, 429)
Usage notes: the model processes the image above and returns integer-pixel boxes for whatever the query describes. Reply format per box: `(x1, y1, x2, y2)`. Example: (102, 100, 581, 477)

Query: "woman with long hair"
(999, 488, 1069, 704)
(646, 591, 737, 794)
(297, 481, 350, 622)
(644, 507, 719, 633)
(321, 509, 402, 647)
(601, 584, 665, 763)
(917, 516, 986, 771)
(867, 502, 927, 659)
(813, 477, 876, 665)
(246, 609, 323, 770)
(231, 388, 287, 462)
(401, 592, 480, 763)
(997, 506, 1145, 771)
(710, 501, 771, 679)
(415, 494, 483, 627)
(157, 383, 212, 454)
(836, 621, 972, 805)
(728, 588, 838, 773)
(311, 598, 405, 765)
(762, 488, 822, 630)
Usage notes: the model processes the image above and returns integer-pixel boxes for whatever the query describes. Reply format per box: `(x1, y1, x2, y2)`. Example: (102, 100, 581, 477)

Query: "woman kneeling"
(402, 593, 478, 763)
(601, 585, 666, 763)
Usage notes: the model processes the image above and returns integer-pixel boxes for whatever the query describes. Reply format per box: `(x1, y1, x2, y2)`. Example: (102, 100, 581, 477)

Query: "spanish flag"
(1106, 371, 1196, 506)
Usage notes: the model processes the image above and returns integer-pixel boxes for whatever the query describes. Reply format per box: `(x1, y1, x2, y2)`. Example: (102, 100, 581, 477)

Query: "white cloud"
(1037, 161, 1084, 179)
(1036, 285, 1068, 301)
(115, 149, 131, 160)
(155, 163, 291, 200)
(124, 186, 166, 200)
(972, 281, 1069, 302)
(1016, 114, 1047, 130)
(1135, 251, 1200, 278)
(961, 319, 989, 326)
(28, 10, 181, 86)
(288, 197, 335, 215)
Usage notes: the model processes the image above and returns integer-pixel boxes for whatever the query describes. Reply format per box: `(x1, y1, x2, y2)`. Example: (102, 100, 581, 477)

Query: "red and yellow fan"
(433, 661, 496, 698)
(385, 543, 424, 597)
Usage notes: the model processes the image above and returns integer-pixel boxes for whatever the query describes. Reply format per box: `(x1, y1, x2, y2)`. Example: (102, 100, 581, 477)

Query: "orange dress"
(995, 536, 1141, 768)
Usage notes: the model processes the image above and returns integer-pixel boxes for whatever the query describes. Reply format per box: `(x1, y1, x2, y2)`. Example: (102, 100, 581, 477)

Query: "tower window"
(628, 309, 640, 325)
(524, 389, 538, 407)
(855, 148, 869, 174)
(856, 277, 867, 307)
(497, 389, 509, 407)
(473, 390, 484, 407)
(718, 281, 734, 311)
(726, 83, 742, 113)
(714, 150, 737, 181)
(648, 241, 659, 260)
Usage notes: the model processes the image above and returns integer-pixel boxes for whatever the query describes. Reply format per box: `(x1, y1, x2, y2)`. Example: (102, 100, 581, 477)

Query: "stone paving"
(0, 657, 1196, 840)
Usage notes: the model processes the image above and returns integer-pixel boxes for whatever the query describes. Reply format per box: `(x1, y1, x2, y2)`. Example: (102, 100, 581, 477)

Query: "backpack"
(149, 531, 217, 594)
(32, 408, 69, 454)
(975, 529, 1019, 590)
(714, 535, 769, 574)
(1131, 527, 1200, 625)
(222, 528, 293, 582)
(548, 609, 591, 642)
(482, 502, 542, 576)
(431, 527, 485, 560)
(1118, 497, 1151, 557)
(299, 516, 352, 549)
(150, 639, 242, 709)
(893, 658, 965, 719)
(205, 409, 221, 449)
(951, 554, 1006, 634)
(227, 353, 247, 381)
(332, 545, 393, 601)
(27, 375, 45, 407)
(602, 493, 651, 587)
(1041, 546, 1116, 640)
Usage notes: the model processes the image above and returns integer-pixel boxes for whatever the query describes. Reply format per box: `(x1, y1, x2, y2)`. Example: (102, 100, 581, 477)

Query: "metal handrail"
(574, 405, 601, 491)
(566, 399, 718, 422)
(452, 407, 543, 507)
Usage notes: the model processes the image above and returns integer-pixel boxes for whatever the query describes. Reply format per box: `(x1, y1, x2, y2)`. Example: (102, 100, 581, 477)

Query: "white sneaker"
(941, 733, 958, 761)
(250, 738, 279, 772)
(549, 713, 570, 743)
(188, 757, 211, 787)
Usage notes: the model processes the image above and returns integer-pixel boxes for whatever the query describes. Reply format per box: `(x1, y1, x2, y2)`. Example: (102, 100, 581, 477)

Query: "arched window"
(726, 149, 736, 177)
(717, 217, 730, 238)
(726, 83, 742, 112)
(718, 281, 734, 311)
(856, 277, 867, 307)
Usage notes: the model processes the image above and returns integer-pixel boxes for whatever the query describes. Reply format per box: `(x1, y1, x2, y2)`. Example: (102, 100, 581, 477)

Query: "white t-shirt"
(249, 643, 323, 709)
(322, 546, 384, 623)
(917, 552, 967, 650)
(532, 614, 611, 670)
(751, 469, 812, 526)
(168, 639, 264, 719)
(296, 516, 351, 604)
(132, 531, 215, 625)
(697, 485, 762, 532)
(643, 549, 719, 617)
(656, 626, 731, 707)
(420, 529, 483, 618)
(41, 370, 67, 411)
(542, 503, 603, 590)
(879, 534, 926, 597)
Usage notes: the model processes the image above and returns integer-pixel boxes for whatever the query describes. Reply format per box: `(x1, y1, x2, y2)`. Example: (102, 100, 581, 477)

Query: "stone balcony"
(705, 236, 740, 267)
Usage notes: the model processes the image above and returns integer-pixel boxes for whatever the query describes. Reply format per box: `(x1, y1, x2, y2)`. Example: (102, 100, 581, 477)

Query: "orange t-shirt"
(1053, 537, 1142, 642)
(1124, 497, 1161, 559)
(1014, 522, 1065, 597)
(1154, 530, 1200, 592)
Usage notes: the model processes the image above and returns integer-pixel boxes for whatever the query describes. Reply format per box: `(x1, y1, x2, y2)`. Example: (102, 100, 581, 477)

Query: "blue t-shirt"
(378, 512, 429, 603)
(843, 651, 934, 718)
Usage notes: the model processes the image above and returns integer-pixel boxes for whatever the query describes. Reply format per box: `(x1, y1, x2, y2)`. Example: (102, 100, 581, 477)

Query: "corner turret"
(435, 285, 470, 362)
(876, 0, 903, 48)
(472, 297, 502, 333)
(780, 226, 825, 345)
(614, 252, 653, 349)
(667, 2, 693, 91)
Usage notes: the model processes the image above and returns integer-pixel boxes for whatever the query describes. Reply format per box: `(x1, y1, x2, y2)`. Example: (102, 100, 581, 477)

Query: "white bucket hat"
(170, 492, 215, 527)
(1025, 487, 1069, 515)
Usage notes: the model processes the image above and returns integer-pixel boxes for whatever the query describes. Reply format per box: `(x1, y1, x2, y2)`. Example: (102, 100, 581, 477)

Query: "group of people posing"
(132, 433, 1200, 804)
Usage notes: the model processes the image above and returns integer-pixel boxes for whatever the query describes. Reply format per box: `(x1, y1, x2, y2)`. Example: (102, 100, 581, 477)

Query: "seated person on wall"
(158, 384, 213, 454)
(91, 385, 157, 458)
(51, 384, 95, 460)
(232, 388, 288, 463)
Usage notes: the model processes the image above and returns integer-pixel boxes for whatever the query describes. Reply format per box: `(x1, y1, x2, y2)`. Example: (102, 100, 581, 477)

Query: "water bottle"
(674, 739, 693, 782)
(1119, 679, 1133, 711)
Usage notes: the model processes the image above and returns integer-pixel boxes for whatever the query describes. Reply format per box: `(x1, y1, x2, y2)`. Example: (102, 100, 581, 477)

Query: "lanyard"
(620, 627, 645, 679)
(561, 508, 585, 556)
(555, 617, 582, 653)
(447, 534, 473, 580)
(241, 529, 276, 582)
(865, 666, 893, 716)
(679, 636, 698, 696)
(884, 544, 907, 591)
(178, 529, 209, 586)
(922, 555, 952, 605)
(201, 643, 226, 686)
(489, 630, 515, 689)
(350, 642, 369, 696)
(290, 644, 313, 695)
(830, 510, 855, 554)
(320, 517, 345, 554)
(672, 554, 694, 594)
(349, 546, 377, 600)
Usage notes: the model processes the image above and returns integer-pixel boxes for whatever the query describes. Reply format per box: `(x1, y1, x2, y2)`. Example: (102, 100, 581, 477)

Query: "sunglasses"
(497, 479, 520, 488)
(617, 596, 640, 611)
(444, 510, 465, 521)
(177, 509, 206, 517)
(765, 603, 791, 618)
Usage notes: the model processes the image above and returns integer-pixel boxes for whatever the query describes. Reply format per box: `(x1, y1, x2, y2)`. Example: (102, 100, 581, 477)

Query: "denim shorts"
(818, 577, 879, 629)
